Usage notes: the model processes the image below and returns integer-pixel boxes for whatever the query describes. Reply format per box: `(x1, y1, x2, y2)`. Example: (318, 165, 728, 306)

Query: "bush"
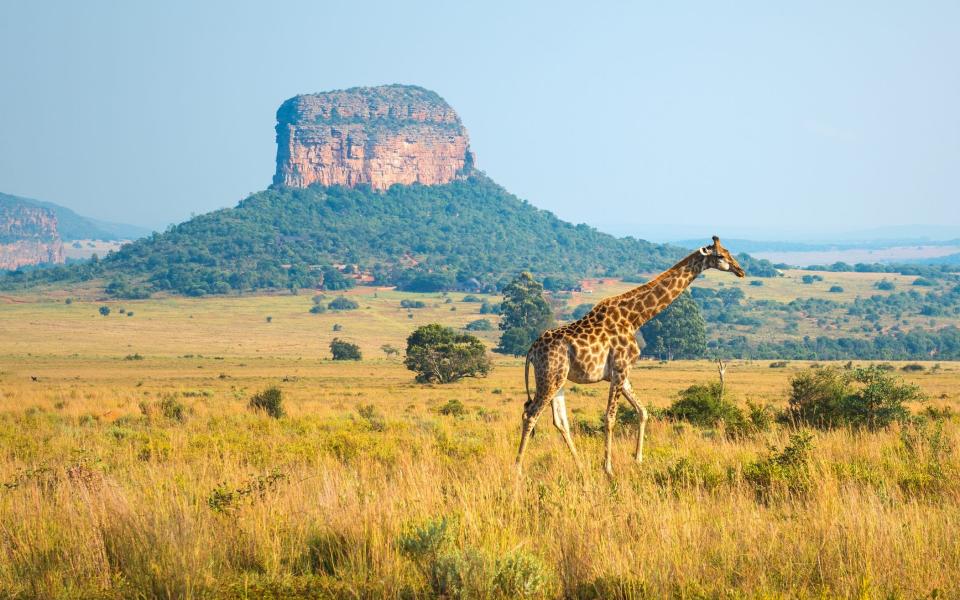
(328, 296, 359, 310)
(330, 338, 361, 360)
(464, 319, 493, 331)
(786, 365, 923, 430)
(901, 363, 925, 372)
(570, 303, 594, 320)
(828, 285, 844, 293)
(249, 387, 284, 418)
(405, 324, 492, 384)
(98, 306, 110, 316)
(769, 361, 789, 368)
(401, 299, 426, 309)
(875, 279, 895, 291)
(743, 431, 814, 500)
(462, 295, 482, 303)
(663, 383, 744, 430)
(749, 280, 763, 287)
(438, 399, 467, 417)
(309, 304, 326, 314)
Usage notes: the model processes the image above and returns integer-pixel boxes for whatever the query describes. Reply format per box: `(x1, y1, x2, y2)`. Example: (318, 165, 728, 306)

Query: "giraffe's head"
(697, 236, 745, 277)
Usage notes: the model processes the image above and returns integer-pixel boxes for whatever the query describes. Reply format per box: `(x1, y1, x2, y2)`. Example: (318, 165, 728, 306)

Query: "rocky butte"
(273, 84, 475, 190)
(0, 199, 65, 270)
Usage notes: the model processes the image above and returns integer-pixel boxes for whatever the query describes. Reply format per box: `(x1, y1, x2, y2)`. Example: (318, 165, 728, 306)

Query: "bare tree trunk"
(717, 358, 727, 400)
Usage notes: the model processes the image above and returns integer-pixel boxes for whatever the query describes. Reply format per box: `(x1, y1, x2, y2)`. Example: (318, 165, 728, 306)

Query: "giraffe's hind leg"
(619, 378, 649, 463)
(551, 388, 581, 468)
(516, 346, 568, 474)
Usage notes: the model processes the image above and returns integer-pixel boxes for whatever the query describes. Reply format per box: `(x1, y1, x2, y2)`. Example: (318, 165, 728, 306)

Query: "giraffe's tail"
(523, 351, 533, 412)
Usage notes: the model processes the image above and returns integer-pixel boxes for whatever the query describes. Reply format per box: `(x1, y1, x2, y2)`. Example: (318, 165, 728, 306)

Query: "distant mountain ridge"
(0, 192, 150, 241)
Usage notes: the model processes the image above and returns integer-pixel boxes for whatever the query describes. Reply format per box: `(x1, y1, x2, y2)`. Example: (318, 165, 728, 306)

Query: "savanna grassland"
(1, 287, 959, 599)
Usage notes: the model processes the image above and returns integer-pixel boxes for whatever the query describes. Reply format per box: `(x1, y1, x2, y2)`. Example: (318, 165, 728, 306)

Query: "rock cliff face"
(0, 201, 65, 270)
(273, 85, 474, 190)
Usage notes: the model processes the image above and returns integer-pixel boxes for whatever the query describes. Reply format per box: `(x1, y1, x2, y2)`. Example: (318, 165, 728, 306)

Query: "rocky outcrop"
(273, 85, 475, 190)
(0, 201, 65, 270)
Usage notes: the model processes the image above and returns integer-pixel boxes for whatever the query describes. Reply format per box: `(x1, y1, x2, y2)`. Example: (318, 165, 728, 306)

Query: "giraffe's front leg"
(603, 376, 621, 477)
(620, 378, 649, 463)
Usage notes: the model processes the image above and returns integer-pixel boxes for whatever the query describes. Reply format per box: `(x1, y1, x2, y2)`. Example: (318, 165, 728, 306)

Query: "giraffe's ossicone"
(515, 236, 746, 476)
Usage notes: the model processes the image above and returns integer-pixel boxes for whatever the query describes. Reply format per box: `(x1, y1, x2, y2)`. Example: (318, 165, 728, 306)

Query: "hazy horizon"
(2, 1, 958, 236)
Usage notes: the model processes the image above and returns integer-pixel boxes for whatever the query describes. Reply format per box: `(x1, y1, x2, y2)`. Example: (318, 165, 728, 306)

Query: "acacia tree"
(639, 291, 706, 360)
(495, 272, 554, 356)
(404, 324, 491, 383)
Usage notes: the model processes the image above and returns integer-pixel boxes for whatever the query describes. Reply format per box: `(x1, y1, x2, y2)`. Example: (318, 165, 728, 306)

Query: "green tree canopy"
(495, 272, 554, 356)
(404, 323, 492, 383)
(640, 291, 706, 360)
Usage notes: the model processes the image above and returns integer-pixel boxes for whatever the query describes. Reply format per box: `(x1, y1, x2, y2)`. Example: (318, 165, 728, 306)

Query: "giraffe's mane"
(604, 249, 700, 305)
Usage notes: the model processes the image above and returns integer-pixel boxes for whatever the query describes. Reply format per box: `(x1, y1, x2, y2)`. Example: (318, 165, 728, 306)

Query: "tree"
(404, 323, 491, 383)
(640, 291, 706, 360)
(98, 306, 110, 316)
(328, 296, 359, 310)
(495, 272, 554, 356)
(330, 338, 361, 360)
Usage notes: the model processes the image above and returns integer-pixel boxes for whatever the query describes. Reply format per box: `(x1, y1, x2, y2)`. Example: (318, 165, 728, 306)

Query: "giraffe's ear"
(698, 247, 709, 256)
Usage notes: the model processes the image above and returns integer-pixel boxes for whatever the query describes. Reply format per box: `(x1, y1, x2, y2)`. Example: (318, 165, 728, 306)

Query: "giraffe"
(516, 236, 745, 476)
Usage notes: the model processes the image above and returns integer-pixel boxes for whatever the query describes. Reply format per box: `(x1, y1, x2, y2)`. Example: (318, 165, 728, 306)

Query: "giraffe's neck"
(614, 252, 705, 330)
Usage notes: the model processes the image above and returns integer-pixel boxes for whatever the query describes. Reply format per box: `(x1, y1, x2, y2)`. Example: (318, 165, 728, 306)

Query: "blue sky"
(1, 1, 957, 240)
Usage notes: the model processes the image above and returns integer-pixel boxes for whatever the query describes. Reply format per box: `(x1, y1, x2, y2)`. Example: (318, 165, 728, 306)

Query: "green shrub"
(438, 399, 467, 417)
(401, 299, 426, 309)
(330, 338, 361, 360)
(663, 383, 744, 429)
(309, 304, 326, 314)
(901, 363, 925, 372)
(328, 296, 359, 310)
(875, 279, 895, 291)
(743, 431, 814, 500)
(786, 366, 922, 430)
(769, 361, 789, 368)
(464, 318, 493, 331)
(492, 550, 550, 599)
(749, 280, 763, 287)
(828, 285, 844, 293)
(462, 295, 482, 303)
(571, 303, 594, 320)
(249, 387, 284, 418)
(98, 306, 110, 316)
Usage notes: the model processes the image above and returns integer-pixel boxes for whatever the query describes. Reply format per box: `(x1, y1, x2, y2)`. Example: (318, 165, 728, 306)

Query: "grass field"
(2, 284, 960, 598)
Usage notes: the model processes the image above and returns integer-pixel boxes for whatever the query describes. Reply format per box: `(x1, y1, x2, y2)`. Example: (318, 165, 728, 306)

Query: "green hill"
(2, 175, 691, 296)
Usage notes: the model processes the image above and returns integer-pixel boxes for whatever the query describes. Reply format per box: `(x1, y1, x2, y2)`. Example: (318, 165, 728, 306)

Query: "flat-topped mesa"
(273, 85, 475, 190)
(0, 201, 64, 270)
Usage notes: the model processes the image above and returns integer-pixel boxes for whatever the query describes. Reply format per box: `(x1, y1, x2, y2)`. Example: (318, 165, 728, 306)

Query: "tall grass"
(0, 360, 958, 598)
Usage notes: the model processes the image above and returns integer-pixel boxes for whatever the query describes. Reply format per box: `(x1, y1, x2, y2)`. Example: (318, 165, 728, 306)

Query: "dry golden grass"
(1, 353, 959, 599)
(1, 290, 959, 598)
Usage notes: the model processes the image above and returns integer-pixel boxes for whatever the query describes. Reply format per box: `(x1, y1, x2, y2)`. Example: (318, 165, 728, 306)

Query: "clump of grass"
(356, 403, 386, 431)
(397, 517, 550, 598)
(743, 431, 815, 500)
(207, 471, 287, 513)
(139, 396, 187, 423)
(123, 353, 145, 361)
(248, 387, 284, 418)
(438, 398, 467, 417)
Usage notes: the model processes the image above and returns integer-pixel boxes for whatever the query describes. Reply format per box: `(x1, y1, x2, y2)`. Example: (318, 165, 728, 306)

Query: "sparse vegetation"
(330, 338, 362, 360)
(248, 386, 284, 418)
